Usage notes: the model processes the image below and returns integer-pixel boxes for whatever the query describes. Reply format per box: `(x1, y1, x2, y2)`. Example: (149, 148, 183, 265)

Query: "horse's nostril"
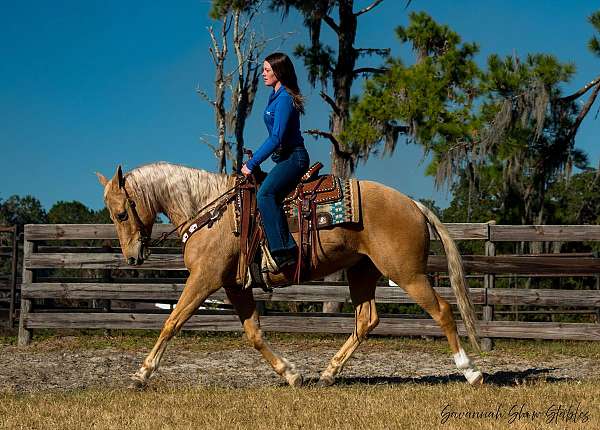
(128, 257, 137, 266)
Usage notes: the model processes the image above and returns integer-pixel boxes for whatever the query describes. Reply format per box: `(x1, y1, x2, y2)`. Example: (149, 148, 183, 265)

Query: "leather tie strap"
(236, 177, 259, 285)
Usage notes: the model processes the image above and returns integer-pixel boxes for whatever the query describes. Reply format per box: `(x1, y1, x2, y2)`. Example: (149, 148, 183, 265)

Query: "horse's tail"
(412, 200, 482, 354)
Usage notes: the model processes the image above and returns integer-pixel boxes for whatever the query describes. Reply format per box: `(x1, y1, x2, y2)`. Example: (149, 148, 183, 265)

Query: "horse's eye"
(116, 211, 128, 222)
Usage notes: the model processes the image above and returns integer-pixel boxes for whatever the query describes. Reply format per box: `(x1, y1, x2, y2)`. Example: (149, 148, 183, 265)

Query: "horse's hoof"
(287, 372, 303, 387)
(466, 369, 484, 386)
(318, 374, 335, 387)
(128, 377, 147, 391)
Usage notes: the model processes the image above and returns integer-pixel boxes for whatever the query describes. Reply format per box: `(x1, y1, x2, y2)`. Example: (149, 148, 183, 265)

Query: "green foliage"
(416, 198, 441, 218)
(209, 0, 259, 19)
(546, 169, 600, 225)
(269, 1, 337, 88)
(0, 196, 111, 227)
(476, 53, 584, 224)
(345, 11, 597, 227)
(95, 208, 112, 223)
(588, 11, 600, 57)
(48, 201, 96, 224)
(395, 11, 463, 61)
(47, 201, 111, 224)
(0, 195, 47, 225)
(483, 53, 575, 97)
(342, 12, 481, 165)
(442, 174, 497, 223)
(294, 42, 335, 88)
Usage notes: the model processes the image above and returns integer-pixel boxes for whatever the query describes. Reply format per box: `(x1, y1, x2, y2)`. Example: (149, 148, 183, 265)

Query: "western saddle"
(236, 161, 344, 289)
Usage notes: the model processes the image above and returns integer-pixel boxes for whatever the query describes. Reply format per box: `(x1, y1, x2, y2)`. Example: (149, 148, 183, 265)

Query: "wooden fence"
(18, 223, 600, 347)
(0, 226, 19, 328)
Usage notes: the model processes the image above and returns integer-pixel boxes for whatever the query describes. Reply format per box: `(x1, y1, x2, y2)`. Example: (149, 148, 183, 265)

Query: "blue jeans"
(257, 146, 309, 254)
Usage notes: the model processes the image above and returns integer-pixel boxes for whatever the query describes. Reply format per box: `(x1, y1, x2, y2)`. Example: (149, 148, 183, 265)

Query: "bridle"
(121, 180, 153, 259)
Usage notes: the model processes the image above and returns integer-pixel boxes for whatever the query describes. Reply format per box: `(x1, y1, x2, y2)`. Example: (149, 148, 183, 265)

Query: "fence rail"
(23, 253, 600, 275)
(17, 223, 600, 347)
(20, 283, 600, 307)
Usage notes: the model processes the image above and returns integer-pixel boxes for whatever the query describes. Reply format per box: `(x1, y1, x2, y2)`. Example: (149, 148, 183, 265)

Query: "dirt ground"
(0, 332, 598, 393)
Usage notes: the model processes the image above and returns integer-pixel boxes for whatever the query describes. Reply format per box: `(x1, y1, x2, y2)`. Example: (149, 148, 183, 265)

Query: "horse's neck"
(161, 204, 189, 233)
(137, 168, 228, 232)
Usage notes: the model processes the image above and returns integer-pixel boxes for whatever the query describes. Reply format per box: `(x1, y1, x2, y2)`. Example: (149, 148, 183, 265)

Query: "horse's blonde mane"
(125, 162, 228, 219)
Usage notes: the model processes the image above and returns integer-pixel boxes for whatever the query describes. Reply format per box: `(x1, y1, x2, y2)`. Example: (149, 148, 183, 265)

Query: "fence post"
(481, 221, 496, 352)
(18, 227, 34, 346)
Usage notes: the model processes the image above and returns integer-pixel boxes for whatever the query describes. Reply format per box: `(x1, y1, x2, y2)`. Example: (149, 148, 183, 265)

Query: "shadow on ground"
(304, 368, 572, 387)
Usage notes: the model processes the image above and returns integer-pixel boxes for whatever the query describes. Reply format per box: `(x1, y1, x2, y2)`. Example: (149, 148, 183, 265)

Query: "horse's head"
(97, 165, 154, 266)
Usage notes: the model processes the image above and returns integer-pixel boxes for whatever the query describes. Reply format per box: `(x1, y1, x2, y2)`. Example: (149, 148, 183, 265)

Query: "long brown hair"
(265, 52, 305, 115)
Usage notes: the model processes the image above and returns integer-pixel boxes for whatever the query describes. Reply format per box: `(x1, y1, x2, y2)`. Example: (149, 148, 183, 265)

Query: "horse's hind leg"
(397, 274, 482, 385)
(225, 287, 303, 387)
(319, 257, 381, 386)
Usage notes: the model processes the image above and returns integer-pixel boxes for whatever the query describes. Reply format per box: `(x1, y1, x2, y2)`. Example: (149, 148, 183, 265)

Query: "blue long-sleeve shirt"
(246, 86, 304, 171)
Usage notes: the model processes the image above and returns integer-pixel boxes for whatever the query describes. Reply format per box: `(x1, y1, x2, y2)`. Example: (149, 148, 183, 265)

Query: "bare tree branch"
(239, 0, 263, 41)
(208, 47, 217, 65)
(319, 91, 341, 116)
(221, 16, 229, 59)
(195, 88, 216, 106)
(566, 82, 600, 142)
(208, 26, 220, 58)
(226, 31, 293, 80)
(304, 129, 352, 160)
(355, 0, 385, 16)
(199, 136, 220, 157)
(322, 15, 339, 34)
(353, 67, 388, 77)
(559, 75, 600, 102)
(224, 13, 233, 35)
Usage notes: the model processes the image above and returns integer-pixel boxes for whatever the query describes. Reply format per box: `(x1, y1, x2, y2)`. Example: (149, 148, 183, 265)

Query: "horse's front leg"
(225, 287, 303, 387)
(130, 270, 213, 388)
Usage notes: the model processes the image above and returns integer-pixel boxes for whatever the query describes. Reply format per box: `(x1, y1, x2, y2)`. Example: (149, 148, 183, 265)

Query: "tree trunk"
(206, 18, 230, 174)
(323, 1, 358, 313)
(215, 38, 227, 173)
(329, 0, 357, 179)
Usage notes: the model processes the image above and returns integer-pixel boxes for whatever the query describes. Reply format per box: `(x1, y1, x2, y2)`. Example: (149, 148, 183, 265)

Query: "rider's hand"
(241, 164, 252, 177)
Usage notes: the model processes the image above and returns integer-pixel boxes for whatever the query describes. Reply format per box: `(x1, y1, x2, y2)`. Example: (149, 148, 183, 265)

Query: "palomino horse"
(97, 162, 483, 388)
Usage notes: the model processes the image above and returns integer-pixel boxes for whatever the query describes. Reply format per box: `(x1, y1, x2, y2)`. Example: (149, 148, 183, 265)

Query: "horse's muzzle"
(128, 247, 145, 266)
(127, 241, 149, 266)
(127, 256, 144, 266)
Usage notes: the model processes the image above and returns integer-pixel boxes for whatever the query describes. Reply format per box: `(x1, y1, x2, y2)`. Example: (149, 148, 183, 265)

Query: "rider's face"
(262, 61, 278, 87)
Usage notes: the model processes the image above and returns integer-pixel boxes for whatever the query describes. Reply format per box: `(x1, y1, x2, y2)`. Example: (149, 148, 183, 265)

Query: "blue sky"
(1, 1, 599, 211)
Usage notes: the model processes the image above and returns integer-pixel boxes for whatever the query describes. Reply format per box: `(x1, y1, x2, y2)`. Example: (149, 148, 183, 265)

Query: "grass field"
(0, 332, 598, 429)
(1, 380, 597, 429)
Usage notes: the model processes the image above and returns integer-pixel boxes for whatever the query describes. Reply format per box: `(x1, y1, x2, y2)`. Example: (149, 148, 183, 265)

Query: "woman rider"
(241, 52, 309, 270)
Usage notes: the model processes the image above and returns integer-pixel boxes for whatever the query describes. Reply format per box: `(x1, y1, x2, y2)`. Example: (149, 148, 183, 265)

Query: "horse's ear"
(96, 172, 108, 187)
(116, 165, 125, 189)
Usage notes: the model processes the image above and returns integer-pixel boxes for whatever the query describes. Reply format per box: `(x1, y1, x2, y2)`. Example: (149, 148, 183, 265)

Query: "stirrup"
(260, 243, 279, 273)
(261, 256, 296, 274)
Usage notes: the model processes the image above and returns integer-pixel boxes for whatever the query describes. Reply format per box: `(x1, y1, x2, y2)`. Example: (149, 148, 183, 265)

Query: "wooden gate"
(0, 225, 19, 328)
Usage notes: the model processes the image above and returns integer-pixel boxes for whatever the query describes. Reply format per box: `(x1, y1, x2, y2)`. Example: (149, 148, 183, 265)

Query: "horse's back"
(357, 179, 426, 227)
(354, 180, 430, 272)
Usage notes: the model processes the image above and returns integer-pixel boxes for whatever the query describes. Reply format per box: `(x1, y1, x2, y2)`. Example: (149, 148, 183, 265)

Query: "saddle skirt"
(283, 177, 359, 232)
(230, 162, 362, 290)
